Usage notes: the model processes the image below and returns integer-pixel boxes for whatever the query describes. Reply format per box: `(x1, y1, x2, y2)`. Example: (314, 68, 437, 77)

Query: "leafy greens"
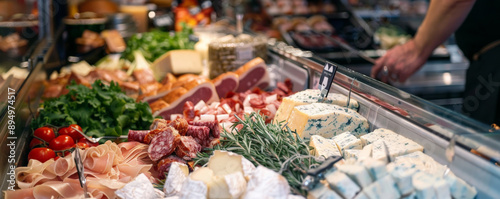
(32, 80, 154, 137)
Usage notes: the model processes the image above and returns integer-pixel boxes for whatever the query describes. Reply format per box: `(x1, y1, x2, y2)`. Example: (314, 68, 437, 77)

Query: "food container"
(208, 34, 267, 79)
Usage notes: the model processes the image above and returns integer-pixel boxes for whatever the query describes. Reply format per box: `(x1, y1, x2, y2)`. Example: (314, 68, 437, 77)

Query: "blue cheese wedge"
(412, 172, 438, 199)
(336, 164, 373, 188)
(362, 158, 387, 181)
(287, 103, 369, 139)
(389, 164, 417, 195)
(333, 132, 363, 156)
(274, 89, 359, 124)
(344, 149, 361, 160)
(362, 175, 401, 199)
(308, 183, 343, 199)
(325, 170, 361, 199)
(392, 151, 447, 176)
(360, 129, 423, 161)
(310, 135, 342, 158)
(445, 173, 477, 199)
(434, 179, 451, 199)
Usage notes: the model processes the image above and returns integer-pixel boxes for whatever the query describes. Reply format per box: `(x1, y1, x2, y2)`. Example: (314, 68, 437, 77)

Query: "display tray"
(1, 35, 499, 198)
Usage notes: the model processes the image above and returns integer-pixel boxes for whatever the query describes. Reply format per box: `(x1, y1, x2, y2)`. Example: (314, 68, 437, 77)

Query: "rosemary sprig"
(194, 112, 318, 196)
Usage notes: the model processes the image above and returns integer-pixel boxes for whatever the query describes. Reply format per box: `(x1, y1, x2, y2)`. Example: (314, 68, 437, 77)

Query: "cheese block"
(152, 50, 203, 76)
(287, 103, 369, 139)
(412, 172, 438, 199)
(325, 170, 361, 199)
(310, 135, 342, 159)
(390, 165, 417, 195)
(274, 89, 359, 124)
(333, 132, 363, 156)
(308, 183, 343, 199)
(336, 164, 373, 188)
(445, 173, 477, 199)
(164, 162, 189, 196)
(208, 150, 244, 176)
(434, 179, 451, 199)
(344, 149, 361, 160)
(392, 151, 447, 176)
(362, 158, 387, 181)
(208, 172, 247, 199)
(371, 139, 423, 162)
(353, 192, 370, 199)
(115, 174, 159, 199)
(362, 175, 401, 199)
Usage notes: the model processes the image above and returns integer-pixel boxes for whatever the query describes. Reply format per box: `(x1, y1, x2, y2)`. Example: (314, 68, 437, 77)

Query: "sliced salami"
(156, 155, 187, 179)
(189, 120, 221, 138)
(150, 118, 169, 130)
(147, 127, 179, 161)
(175, 136, 202, 160)
(169, 117, 189, 136)
(127, 130, 150, 143)
(186, 125, 210, 147)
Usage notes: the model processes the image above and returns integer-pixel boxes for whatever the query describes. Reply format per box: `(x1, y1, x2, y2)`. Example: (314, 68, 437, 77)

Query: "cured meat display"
(147, 127, 179, 162)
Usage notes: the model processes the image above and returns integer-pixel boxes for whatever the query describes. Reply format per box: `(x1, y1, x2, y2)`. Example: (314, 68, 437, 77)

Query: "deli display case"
(1, 2, 499, 199)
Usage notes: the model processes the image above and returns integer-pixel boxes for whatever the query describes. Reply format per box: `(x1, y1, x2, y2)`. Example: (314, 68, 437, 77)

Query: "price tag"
(317, 62, 337, 101)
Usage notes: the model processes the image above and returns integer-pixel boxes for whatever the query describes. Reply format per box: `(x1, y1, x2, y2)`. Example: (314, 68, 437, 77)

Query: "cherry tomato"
(75, 142, 89, 149)
(58, 124, 83, 142)
(78, 137, 99, 147)
(34, 127, 56, 143)
(29, 139, 45, 149)
(49, 135, 75, 151)
(28, 148, 56, 163)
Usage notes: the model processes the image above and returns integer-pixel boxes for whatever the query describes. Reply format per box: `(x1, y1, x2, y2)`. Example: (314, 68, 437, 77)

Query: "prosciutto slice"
(4, 141, 153, 199)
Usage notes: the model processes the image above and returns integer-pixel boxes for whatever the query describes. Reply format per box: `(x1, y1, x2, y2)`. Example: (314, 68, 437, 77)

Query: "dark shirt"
(455, 0, 500, 60)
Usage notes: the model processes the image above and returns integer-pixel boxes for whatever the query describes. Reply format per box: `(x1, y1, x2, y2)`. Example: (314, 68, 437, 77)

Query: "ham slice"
(234, 57, 270, 93)
(153, 82, 219, 119)
(212, 72, 239, 98)
(4, 141, 153, 199)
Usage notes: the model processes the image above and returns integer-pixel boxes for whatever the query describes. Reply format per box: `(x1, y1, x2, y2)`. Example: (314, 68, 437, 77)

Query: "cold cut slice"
(150, 118, 169, 130)
(175, 136, 202, 160)
(153, 82, 219, 119)
(169, 117, 189, 136)
(147, 127, 179, 161)
(189, 120, 221, 138)
(156, 155, 187, 179)
(127, 130, 150, 143)
(186, 125, 210, 147)
(234, 57, 270, 92)
(212, 72, 239, 98)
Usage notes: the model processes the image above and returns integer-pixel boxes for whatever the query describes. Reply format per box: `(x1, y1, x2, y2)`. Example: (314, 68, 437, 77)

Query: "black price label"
(318, 62, 337, 100)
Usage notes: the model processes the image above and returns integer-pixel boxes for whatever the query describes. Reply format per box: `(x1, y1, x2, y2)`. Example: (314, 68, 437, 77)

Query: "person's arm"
(371, 0, 476, 82)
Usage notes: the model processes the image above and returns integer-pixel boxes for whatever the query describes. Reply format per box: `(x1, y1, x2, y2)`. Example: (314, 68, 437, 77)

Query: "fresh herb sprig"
(194, 112, 318, 195)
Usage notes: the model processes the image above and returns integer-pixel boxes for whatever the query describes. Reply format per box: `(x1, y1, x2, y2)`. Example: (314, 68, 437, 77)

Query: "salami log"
(156, 155, 187, 179)
(189, 120, 221, 138)
(186, 125, 210, 147)
(169, 117, 189, 136)
(147, 127, 179, 161)
(175, 136, 202, 160)
(127, 130, 150, 143)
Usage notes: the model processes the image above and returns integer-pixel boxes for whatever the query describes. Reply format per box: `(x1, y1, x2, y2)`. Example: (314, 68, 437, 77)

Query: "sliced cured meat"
(144, 126, 179, 144)
(169, 117, 189, 136)
(175, 136, 202, 160)
(127, 130, 150, 143)
(212, 72, 239, 98)
(156, 155, 186, 179)
(162, 87, 188, 104)
(183, 101, 197, 121)
(133, 68, 155, 84)
(190, 120, 221, 138)
(148, 127, 180, 161)
(234, 57, 270, 92)
(186, 125, 210, 147)
(150, 118, 169, 130)
(153, 82, 219, 119)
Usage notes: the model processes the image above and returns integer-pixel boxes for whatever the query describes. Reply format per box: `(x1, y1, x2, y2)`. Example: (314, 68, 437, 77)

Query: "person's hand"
(371, 39, 430, 83)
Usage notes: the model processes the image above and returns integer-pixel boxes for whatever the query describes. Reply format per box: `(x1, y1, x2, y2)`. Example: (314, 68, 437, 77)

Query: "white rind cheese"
(325, 170, 361, 199)
(244, 166, 290, 199)
(333, 132, 363, 156)
(115, 173, 159, 199)
(180, 177, 208, 199)
(274, 89, 359, 124)
(310, 135, 342, 159)
(164, 162, 190, 196)
(287, 103, 369, 139)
